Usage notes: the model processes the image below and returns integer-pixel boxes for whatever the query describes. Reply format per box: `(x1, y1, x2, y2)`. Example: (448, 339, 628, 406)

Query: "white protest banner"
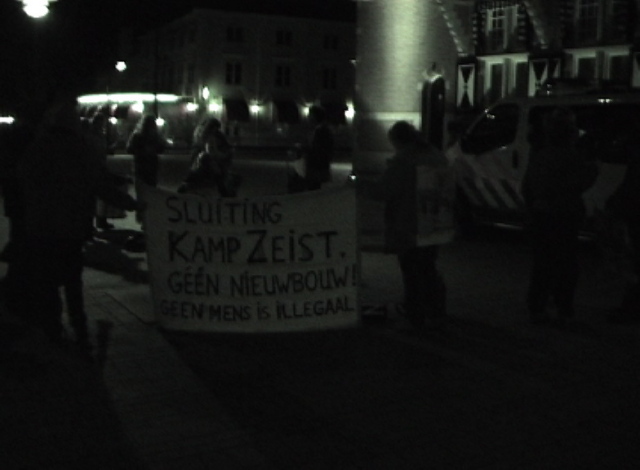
(140, 185, 360, 333)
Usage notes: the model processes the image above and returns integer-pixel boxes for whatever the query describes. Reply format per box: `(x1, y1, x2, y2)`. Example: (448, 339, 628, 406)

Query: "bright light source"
(78, 93, 181, 105)
(250, 103, 261, 114)
(109, 117, 118, 125)
(20, 0, 55, 18)
(131, 102, 144, 113)
(156, 117, 165, 127)
(208, 102, 222, 113)
(201, 86, 210, 100)
(185, 102, 198, 112)
(0, 116, 16, 125)
(345, 105, 355, 119)
(115, 61, 127, 72)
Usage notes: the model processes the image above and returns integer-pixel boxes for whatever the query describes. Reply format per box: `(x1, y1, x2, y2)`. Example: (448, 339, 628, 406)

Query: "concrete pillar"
(354, 0, 458, 173)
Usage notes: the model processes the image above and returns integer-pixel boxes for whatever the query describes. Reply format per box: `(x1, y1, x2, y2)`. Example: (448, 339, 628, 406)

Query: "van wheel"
(454, 188, 478, 239)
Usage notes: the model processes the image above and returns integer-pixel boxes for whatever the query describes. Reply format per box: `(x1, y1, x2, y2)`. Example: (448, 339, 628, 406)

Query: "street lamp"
(19, 0, 56, 19)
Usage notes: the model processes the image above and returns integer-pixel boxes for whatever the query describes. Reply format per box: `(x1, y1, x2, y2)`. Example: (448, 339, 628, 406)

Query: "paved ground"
(2, 163, 640, 469)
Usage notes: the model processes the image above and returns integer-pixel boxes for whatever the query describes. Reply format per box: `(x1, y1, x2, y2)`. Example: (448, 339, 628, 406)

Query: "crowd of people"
(358, 109, 639, 331)
(1, 97, 638, 360)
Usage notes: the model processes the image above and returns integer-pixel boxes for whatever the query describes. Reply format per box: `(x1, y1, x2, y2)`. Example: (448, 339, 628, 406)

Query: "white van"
(447, 90, 640, 231)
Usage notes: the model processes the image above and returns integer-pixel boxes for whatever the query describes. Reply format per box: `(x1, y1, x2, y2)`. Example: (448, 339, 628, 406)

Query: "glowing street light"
(19, 0, 57, 19)
(115, 61, 127, 73)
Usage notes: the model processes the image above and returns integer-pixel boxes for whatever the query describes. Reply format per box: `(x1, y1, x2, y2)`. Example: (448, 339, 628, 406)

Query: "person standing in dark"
(522, 107, 598, 326)
(178, 118, 236, 197)
(125, 114, 165, 250)
(0, 110, 39, 313)
(304, 105, 334, 190)
(604, 121, 640, 324)
(18, 97, 137, 348)
(127, 114, 165, 191)
(358, 121, 453, 331)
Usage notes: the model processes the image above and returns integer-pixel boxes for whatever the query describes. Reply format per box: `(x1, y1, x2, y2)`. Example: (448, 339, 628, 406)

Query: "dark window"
(273, 100, 300, 123)
(576, 0, 599, 43)
(577, 57, 596, 81)
(461, 103, 519, 154)
(188, 25, 197, 43)
(187, 64, 195, 85)
(487, 63, 504, 104)
(609, 55, 629, 85)
(320, 102, 347, 125)
(276, 30, 292, 46)
(226, 26, 243, 43)
(224, 99, 250, 122)
(323, 35, 339, 50)
(514, 62, 528, 97)
(275, 65, 291, 87)
(225, 62, 242, 85)
(322, 67, 337, 90)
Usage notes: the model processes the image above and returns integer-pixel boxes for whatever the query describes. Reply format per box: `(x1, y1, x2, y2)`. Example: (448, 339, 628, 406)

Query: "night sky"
(0, 0, 356, 116)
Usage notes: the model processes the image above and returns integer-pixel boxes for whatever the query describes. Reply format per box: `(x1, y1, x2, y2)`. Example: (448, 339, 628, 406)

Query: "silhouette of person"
(125, 114, 165, 251)
(303, 105, 334, 190)
(358, 121, 454, 331)
(87, 112, 131, 231)
(127, 114, 165, 191)
(522, 107, 598, 326)
(19, 96, 137, 347)
(178, 118, 236, 197)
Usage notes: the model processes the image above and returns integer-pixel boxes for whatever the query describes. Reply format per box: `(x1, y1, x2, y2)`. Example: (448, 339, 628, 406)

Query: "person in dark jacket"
(359, 121, 454, 331)
(19, 97, 137, 348)
(125, 114, 165, 251)
(303, 105, 334, 190)
(127, 114, 165, 190)
(522, 107, 598, 326)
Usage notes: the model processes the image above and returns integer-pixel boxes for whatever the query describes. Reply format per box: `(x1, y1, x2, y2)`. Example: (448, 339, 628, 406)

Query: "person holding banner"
(358, 121, 455, 332)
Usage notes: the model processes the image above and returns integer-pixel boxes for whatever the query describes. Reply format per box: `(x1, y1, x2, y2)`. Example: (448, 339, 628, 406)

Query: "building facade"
(354, 0, 640, 172)
(102, 8, 356, 147)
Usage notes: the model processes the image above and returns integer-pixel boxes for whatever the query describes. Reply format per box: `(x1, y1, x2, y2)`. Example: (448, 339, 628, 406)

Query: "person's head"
(544, 107, 579, 146)
(388, 120, 419, 150)
(308, 105, 326, 124)
(200, 117, 222, 140)
(139, 114, 158, 135)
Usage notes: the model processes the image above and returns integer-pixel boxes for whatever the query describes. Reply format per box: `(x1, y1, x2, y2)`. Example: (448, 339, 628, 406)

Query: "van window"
(460, 104, 519, 154)
(529, 103, 640, 164)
